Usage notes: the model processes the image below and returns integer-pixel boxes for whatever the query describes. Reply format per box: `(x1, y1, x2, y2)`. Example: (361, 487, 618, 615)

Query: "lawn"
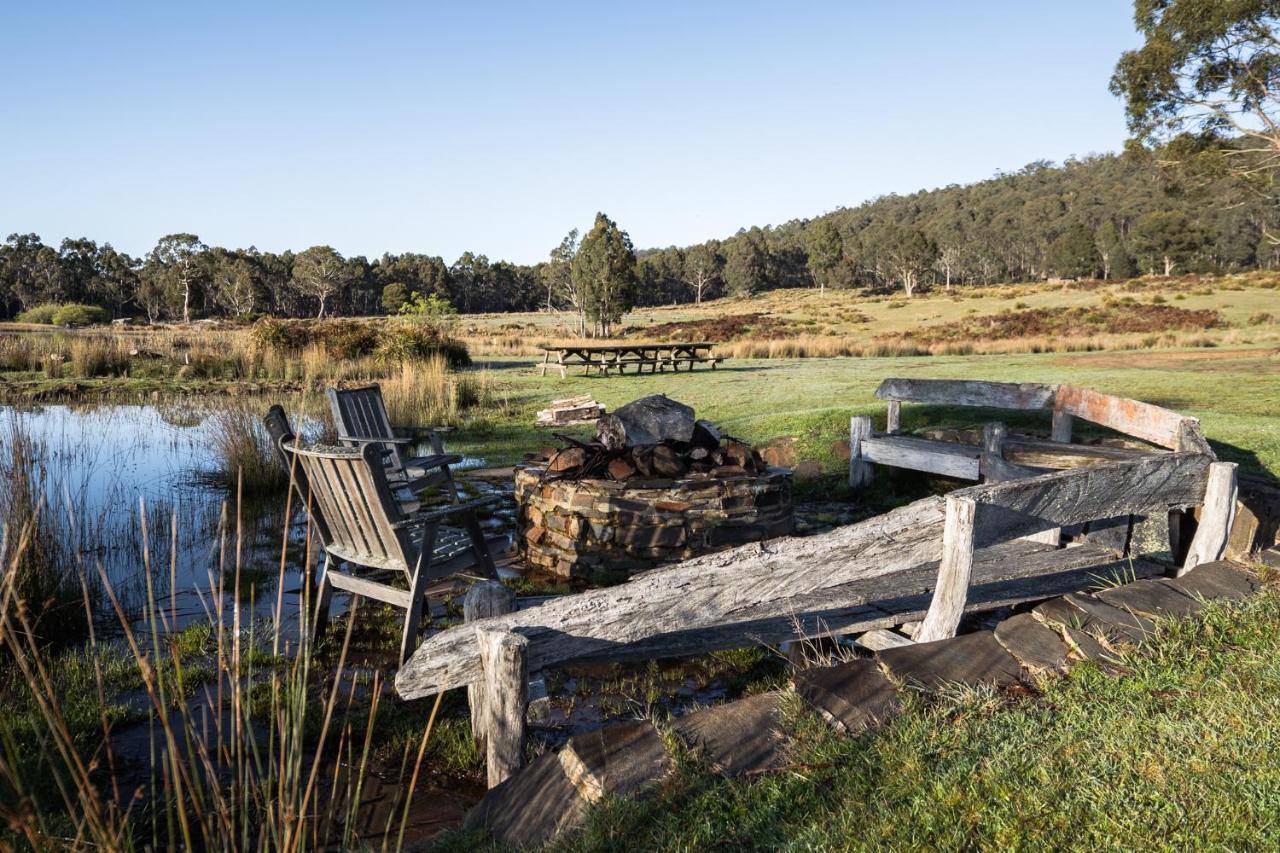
(454, 345, 1280, 478)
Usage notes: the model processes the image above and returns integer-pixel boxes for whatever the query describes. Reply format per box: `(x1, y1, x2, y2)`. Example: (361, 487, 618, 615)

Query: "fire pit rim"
(513, 462, 794, 491)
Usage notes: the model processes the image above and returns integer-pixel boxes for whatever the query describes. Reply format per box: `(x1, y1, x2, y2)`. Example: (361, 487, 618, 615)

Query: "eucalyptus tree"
(570, 212, 637, 337)
(207, 247, 262, 318)
(860, 222, 936, 296)
(1131, 210, 1202, 275)
(1112, 0, 1280, 193)
(683, 241, 723, 304)
(1046, 223, 1103, 279)
(722, 227, 769, 296)
(805, 219, 845, 295)
(145, 233, 208, 322)
(291, 245, 349, 318)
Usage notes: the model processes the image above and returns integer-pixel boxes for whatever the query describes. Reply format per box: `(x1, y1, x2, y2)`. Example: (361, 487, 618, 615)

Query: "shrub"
(15, 303, 62, 324)
(1248, 311, 1275, 326)
(51, 303, 108, 326)
(375, 323, 470, 367)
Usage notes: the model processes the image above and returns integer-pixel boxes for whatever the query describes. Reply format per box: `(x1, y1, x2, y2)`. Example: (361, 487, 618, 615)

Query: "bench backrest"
(280, 439, 417, 576)
(874, 378, 1207, 452)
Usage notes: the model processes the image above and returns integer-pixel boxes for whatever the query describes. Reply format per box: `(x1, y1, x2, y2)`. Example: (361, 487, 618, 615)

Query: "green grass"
(481, 586, 1280, 851)
(454, 345, 1280, 477)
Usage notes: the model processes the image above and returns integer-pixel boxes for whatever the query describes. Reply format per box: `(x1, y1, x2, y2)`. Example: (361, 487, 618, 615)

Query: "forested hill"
(2, 150, 1276, 323)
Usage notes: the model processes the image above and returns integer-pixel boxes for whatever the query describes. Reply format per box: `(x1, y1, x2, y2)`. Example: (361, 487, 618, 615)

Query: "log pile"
(535, 395, 606, 427)
(527, 394, 769, 481)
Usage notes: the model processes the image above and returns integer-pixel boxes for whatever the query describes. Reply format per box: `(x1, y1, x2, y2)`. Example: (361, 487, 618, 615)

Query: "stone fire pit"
(514, 466, 793, 577)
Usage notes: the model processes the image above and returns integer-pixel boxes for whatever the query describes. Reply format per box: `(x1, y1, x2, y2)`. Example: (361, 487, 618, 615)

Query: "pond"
(0, 402, 313, 634)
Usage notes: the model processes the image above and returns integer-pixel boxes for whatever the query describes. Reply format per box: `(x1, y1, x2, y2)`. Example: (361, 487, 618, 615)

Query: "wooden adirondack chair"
(327, 385, 461, 503)
(264, 405, 500, 664)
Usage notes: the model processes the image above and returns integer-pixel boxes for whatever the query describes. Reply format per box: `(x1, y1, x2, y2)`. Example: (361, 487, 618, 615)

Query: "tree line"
(3, 149, 1277, 327)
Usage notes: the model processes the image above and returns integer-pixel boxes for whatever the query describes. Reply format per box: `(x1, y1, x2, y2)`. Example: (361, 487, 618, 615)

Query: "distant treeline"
(2, 150, 1276, 324)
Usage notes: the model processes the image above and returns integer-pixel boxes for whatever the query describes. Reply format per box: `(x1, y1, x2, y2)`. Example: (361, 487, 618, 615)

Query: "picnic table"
(537, 342, 721, 378)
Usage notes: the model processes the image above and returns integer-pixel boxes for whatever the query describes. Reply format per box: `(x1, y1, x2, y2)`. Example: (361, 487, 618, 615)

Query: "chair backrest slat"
(281, 440, 415, 574)
(263, 405, 332, 543)
(328, 384, 410, 473)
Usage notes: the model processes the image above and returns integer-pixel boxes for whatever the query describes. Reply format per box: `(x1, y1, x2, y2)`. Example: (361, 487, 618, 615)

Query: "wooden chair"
(265, 405, 500, 664)
(327, 384, 461, 502)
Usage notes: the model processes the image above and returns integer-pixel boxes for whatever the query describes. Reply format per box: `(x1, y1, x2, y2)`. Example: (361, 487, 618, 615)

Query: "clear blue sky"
(1, 1, 1139, 264)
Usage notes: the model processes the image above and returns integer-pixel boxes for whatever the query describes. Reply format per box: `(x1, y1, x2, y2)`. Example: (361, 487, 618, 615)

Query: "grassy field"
(454, 346, 1280, 478)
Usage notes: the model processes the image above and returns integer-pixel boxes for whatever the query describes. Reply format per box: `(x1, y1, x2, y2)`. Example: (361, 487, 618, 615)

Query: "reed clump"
(207, 408, 289, 494)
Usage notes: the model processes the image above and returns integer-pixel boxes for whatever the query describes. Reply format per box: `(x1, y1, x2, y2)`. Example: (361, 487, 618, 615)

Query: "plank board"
(1053, 385, 1192, 450)
(396, 496, 949, 698)
(957, 452, 1212, 545)
(861, 435, 981, 480)
(875, 378, 1057, 410)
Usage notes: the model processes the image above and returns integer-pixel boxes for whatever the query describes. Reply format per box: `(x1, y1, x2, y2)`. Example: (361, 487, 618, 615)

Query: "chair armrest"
(340, 435, 415, 446)
(393, 425, 456, 437)
(391, 495, 503, 528)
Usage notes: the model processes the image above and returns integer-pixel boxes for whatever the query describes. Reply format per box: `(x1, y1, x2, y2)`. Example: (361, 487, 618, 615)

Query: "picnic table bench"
(537, 342, 721, 378)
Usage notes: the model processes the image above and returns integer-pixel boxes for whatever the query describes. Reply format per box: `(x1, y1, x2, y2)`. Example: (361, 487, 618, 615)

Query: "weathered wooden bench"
(848, 378, 1209, 489)
(396, 382, 1237, 787)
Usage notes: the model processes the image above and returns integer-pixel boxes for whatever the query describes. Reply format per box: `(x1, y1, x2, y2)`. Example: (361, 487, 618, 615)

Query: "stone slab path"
(464, 559, 1264, 848)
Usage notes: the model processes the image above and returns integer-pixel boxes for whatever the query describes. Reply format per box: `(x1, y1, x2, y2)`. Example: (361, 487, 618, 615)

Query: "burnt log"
(607, 457, 637, 480)
(548, 447, 586, 473)
(598, 395, 696, 451)
(651, 445, 688, 478)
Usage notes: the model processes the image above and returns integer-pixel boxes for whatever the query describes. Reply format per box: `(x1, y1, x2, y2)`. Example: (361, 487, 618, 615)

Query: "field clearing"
(453, 345, 1280, 478)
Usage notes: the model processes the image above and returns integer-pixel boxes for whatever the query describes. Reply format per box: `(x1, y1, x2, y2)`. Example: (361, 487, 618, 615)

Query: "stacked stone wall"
(514, 465, 794, 577)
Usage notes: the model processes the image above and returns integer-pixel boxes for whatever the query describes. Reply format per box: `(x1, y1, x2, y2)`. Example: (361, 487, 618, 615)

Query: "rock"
(1163, 560, 1259, 601)
(464, 750, 587, 848)
(829, 439, 852, 461)
(558, 720, 673, 801)
(791, 460, 823, 481)
(597, 395, 695, 450)
(1096, 579, 1203, 619)
(993, 612, 1071, 672)
(793, 659, 900, 735)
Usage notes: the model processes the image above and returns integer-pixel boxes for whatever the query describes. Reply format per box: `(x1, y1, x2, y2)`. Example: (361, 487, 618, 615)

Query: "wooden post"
(886, 400, 901, 435)
(476, 627, 528, 788)
(465, 581, 516, 749)
(849, 415, 874, 489)
(982, 421, 1007, 464)
(1179, 461, 1238, 576)
(914, 495, 977, 643)
(1051, 408, 1073, 443)
(983, 421, 1058, 546)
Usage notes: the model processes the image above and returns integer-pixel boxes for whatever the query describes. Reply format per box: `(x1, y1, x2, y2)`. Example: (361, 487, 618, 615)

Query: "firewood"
(607, 457, 637, 480)
(689, 447, 710, 461)
(722, 442, 753, 467)
(548, 447, 586, 472)
(711, 464, 749, 477)
(651, 445, 687, 478)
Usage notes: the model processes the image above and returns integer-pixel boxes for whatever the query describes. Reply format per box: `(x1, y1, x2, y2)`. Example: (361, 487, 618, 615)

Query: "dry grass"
(380, 357, 502, 427)
(206, 407, 290, 494)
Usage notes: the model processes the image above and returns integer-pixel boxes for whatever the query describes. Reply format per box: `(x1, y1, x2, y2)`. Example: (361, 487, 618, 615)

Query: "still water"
(0, 403, 307, 632)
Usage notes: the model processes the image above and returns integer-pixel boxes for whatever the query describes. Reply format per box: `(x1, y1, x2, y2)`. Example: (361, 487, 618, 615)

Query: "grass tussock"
(380, 356, 502, 427)
(207, 407, 290, 494)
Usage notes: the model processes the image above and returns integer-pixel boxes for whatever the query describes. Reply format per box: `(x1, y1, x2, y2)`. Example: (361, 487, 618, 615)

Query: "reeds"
(0, 468, 446, 849)
(207, 408, 289, 494)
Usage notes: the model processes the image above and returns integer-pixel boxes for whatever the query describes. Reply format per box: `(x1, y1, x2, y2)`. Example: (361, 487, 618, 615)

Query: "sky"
(0, 1, 1141, 264)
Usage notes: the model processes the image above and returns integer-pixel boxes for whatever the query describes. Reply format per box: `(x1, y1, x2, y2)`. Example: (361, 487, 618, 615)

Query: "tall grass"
(0, 425, 87, 644)
(0, 472, 447, 849)
(207, 408, 290, 494)
(381, 357, 502, 427)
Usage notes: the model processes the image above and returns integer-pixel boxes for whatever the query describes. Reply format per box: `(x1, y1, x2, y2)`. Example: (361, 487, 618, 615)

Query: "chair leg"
(462, 510, 498, 578)
(400, 524, 438, 665)
(313, 553, 335, 645)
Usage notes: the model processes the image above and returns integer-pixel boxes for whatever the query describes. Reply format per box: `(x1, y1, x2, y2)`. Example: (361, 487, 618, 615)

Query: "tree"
(381, 282, 410, 313)
(291, 245, 349, 318)
(861, 223, 936, 296)
(1111, 1, 1280, 192)
(570, 213, 637, 337)
(683, 242, 723, 305)
(722, 228, 768, 296)
(207, 248, 261, 318)
(805, 220, 845, 295)
(146, 233, 207, 323)
(1, 234, 54, 311)
(1095, 220, 1137, 280)
(1046, 223, 1103, 279)
(1131, 210, 1201, 275)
